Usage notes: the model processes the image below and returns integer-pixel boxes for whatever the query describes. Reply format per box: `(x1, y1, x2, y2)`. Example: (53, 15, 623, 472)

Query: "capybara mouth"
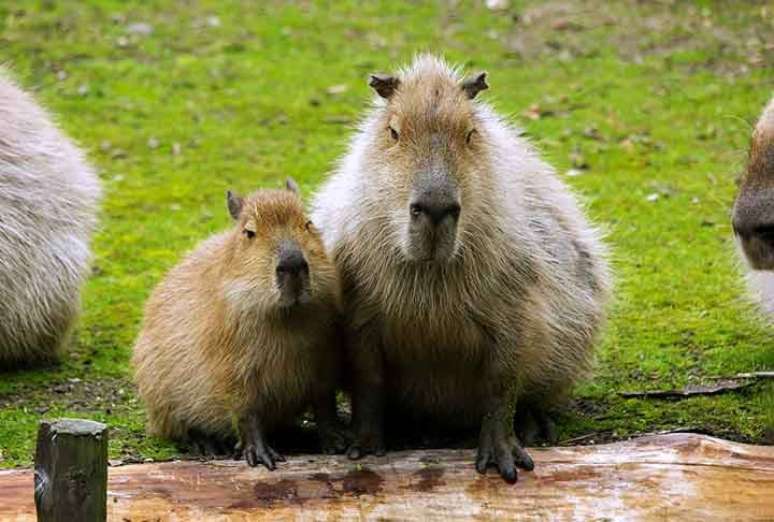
(277, 285, 312, 308)
(738, 231, 774, 270)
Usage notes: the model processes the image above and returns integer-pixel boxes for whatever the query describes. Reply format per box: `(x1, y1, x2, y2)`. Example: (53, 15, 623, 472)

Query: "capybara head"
(364, 55, 490, 264)
(732, 99, 774, 270)
(224, 179, 337, 312)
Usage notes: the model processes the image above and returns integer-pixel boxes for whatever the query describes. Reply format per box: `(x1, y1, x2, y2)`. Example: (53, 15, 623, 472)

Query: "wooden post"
(34, 419, 108, 522)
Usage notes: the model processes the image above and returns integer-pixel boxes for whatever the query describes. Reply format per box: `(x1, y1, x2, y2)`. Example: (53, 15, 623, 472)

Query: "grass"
(0, 0, 772, 467)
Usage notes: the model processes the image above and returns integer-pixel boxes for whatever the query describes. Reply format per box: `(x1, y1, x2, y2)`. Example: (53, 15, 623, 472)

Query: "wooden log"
(33, 419, 108, 522)
(0, 433, 771, 520)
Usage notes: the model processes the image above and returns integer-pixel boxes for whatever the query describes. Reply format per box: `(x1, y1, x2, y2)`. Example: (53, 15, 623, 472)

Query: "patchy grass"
(0, 0, 772, 467)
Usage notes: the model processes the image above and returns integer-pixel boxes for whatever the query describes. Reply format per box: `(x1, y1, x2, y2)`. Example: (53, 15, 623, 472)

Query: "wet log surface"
(1, 433, 772, 521)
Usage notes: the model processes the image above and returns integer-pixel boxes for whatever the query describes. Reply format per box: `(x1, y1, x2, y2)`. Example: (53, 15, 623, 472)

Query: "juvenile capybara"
(132, 181, 345, 468)
(732, 98, 774, 315)
(312, 55, 611, 482)
(0, 69, 101, 367)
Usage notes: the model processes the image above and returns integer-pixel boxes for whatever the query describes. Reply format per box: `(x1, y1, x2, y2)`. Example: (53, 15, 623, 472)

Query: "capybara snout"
(275, 239, 311, 306)
(407, 170, 461, 262)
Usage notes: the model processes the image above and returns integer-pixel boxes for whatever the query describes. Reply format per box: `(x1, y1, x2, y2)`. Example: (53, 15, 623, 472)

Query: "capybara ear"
(369, 74, 400, 99)
(461, 72, 488, 99)
(285, 178, 300, 195)
(227, 190, 244, 220)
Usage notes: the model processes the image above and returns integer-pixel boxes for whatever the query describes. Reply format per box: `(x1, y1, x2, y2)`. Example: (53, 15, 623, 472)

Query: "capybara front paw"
(476, 427, 534, 484)
(243, 444, 285, 470)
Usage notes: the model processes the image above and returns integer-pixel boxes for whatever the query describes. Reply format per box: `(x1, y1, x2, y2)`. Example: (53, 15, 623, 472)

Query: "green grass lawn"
(0, 0, 772, 467)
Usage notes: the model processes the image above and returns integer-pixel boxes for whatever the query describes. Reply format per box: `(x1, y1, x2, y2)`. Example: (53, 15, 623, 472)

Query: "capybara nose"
(410, 199, 461, 225)
(276, 242, 308, 276)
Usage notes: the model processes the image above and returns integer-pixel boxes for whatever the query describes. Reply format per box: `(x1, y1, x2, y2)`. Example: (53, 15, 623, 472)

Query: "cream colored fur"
(0, 69, 101, 366)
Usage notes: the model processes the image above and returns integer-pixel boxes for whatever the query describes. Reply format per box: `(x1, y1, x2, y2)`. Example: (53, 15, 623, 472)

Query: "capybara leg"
(313, 388, 349, 455)
(238, 411, 284, 470)
(346, 330, 386, 460)
(476, 389, 534, 484)
(514, 407, 539, 446)
(185, 429, 234, 457)
(515, 405, 559, 445)
(534, 408, 558, 444)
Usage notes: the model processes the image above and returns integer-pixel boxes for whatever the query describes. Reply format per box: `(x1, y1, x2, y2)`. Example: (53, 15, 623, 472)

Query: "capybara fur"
(732, 98, 774, 315)
(0, 68, 101, 368)
(312, 55, 611, 482)
(132, 181, 344, 468)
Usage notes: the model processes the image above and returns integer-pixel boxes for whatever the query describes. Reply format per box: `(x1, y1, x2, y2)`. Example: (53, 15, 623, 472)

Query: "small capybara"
(733, 98, 774, 316)
(0, 68, 101, 367)
(312, 55, 611, 482)
(132, 181, 345, 468)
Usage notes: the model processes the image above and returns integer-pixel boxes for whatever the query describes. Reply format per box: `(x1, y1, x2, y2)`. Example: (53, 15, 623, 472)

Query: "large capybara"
(312, 55, 611, 482)
(732, 98, 774, 316)
(0, 69, 101, 367)
(132, 181, 345, 469)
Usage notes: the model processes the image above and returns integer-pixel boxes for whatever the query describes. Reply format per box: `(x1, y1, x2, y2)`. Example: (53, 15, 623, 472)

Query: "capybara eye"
(243, 229, 256, 239)
(466, 129, 477, 144)
(305, 220, 314, 232)
(389, 126, 399, 141)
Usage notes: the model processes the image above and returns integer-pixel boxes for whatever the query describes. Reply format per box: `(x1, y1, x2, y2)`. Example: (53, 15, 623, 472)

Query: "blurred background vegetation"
(0, 0, 771, 466)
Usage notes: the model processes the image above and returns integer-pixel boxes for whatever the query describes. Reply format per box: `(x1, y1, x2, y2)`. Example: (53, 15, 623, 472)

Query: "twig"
(706, 371, 774, 380)
(620, 380, 755, 399)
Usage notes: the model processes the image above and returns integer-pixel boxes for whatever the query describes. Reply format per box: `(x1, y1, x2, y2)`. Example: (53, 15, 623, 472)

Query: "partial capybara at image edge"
(312, 55, 612, 483)
(732, 98, 774, 316)
(131, 180, 346, 469)
(0, 68, 101, 368)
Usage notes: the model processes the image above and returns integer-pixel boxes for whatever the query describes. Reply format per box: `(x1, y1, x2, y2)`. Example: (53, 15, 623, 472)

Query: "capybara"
(312, 55, 611, 482)
(132, 181, 344, 469)
(0, 69, 101, 367)
(732, 98, 774, 316)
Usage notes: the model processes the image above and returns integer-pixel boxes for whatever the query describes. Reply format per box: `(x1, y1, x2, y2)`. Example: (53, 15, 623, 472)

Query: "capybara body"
(732, 98, 774, 315)
(132, 183, 343, 468)
(312, 55, 611, 481)
(0, 69, 101, 367)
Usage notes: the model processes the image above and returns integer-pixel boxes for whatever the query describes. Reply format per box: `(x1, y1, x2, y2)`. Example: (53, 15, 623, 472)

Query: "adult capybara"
(312, 55, 611, 482)
(0, 69, 101, 367)
(132, 181, 344, 469)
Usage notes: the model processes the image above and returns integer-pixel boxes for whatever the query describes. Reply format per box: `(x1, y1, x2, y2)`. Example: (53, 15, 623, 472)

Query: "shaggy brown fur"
(132, 182, 344, 468)
(312, 55, 611, 482)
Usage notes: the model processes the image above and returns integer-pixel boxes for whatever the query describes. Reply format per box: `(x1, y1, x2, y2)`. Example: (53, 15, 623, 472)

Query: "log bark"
(33, 419, 108, 522)
(0, 433, 771, 520)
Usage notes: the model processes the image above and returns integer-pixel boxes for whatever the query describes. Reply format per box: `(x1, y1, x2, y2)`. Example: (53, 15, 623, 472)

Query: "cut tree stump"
(33, 419, 108, 522)
(1, 433, 772, 520)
